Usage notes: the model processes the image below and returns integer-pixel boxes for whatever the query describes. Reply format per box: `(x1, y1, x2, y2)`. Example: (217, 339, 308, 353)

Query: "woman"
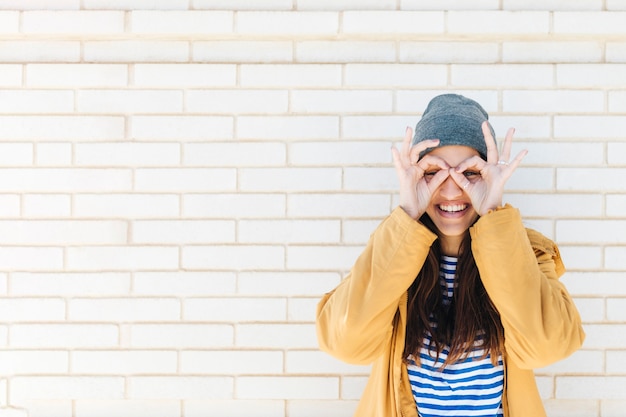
(316, 94, 585, 417)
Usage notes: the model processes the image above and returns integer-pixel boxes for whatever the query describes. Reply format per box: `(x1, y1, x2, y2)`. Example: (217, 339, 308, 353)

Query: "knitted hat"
(412, 94, 495, 160)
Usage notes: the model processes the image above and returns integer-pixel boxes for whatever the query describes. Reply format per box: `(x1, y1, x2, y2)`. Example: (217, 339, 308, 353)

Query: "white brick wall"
(0, 2, 622, 417)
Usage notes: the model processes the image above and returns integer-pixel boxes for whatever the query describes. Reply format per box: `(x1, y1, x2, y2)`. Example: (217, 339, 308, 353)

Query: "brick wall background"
(0, 1, 624, 416)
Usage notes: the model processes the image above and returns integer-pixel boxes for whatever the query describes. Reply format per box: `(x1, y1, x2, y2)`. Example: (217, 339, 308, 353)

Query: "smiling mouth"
(438, 204, 468, 213)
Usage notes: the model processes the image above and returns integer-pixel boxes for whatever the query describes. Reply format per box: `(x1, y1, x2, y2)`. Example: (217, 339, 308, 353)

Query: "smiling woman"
(316, 94, 586, 417)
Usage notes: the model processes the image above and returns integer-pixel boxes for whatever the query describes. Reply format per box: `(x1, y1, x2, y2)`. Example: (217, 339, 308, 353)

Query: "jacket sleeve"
(316, 207, 437, 365)
(470, 205, 585, 369)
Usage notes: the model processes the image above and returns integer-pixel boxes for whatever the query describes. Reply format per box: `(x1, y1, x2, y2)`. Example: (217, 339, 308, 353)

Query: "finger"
(401, 127, 412, 161)
(391, 146, 406, 177)
(505, 149, 528, 172)
(448, 168, 472, 191)
(454, 155, 486, 174)
(482, 121, 499, 164)
(409, 139, 440, 164)
(499, 127, 515, 162)
(427, 168, 450, 191)
(417, 153, 450, 172)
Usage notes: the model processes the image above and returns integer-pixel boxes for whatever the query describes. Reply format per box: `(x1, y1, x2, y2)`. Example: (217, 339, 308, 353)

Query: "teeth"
(439, 204, 467, 213)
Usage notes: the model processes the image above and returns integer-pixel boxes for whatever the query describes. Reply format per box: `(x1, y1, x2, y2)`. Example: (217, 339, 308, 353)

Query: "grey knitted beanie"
(412, 94, 495, 160)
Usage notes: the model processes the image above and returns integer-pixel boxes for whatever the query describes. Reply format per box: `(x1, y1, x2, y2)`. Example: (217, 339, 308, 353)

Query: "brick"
(0, 273, 6, 296)
(449, 11, 549, 34)
(399, 42, 498, 64)
(0, 221, 126, 245)
(0, 325, 6, 345)
(75, 143, 180, 166)
(562, 272, 626, 296)
(10, 324, 118, 348)
(606, 247, 626, 270)
(237, 12, 338, 35)
(84, 41, 189, 63)
(573, 297, 605, 323)
(503, 41, 602, 63)
(609, 92, 626, 114)
(129, 324, 233, 348)
(608, 142, 626, 164)
(554, 11, 626, 34)
(134, 64, 235, 87)
(238, 272, 340, 296)
(602, 400, 626, 417)
(183, 194, 285, 218)
(299, 0, 395, 9)
(239, 168, 341, 192)
(237, 324, 317, 348)
(556, 116, 626, 139)
(0, 90, 73, 114)
(14, 401, 69, 417)
(504, 0, 601, 9)
(452, 64, 553, 87)
(0, 143, 32, 165)
(504, 194, 602, 217)
(342, 115, 415, 139)
(542, 399, 601, 417)
(0, 248, 63, 271)
(607, 43, 626, 62)
(0, 65, 21, 86)
(0, 195, 18, 217)
(134, 272, 236, 296)
(607, 194, 626, 217)
(346, 64, 447, 87)
(535, 376, 553, 399)
(608, 0, 626, 9)
(344, 167, 397, 191)
(290, 141, 391, 166)
(180, 350, 283, 374)
(512, 142, 603, 166)
(342, 220, 380, 244)
(296, 41, 395, 63)
(397, 90, 499, 114)
(0, 116, 124, 141)
(185, 400, 284, 417)
(183, 142, 286, 166)
(343, 11, 443, 34)
(557, 376, 626, 399)
(286, 350, 370, 374)
(66, 246, 178, 271)
(129, 377, 233, 399)
(131, 11, 233, 34)
(0, 11, 18, 32)
(503, 90, 604, 113)
(70, 298, 180, 322)
(10, 377, 124, 403)
(182, 245, 284, 270)
(77, 90, 182, 114)
(292, 90, 392, 113)
(239, 220, 340, 244)
(193, 41, 292, 63)
(0, 299, 60, 322)
(11, 272, 130, 296)
(185, 297, 286, 322)
(401, 0, 498, 9)
(0, 42, 79, 63)
(557, 168, 626, 192)
(288, 400, 359, 417)
(22, 11, 124, 34)
(557, 247, 602, 270)
(504, 167, 553, 191)
(75, 400, 181, 417)
(287, 194, 390, 218)
(489, 116, 552, 139)
(582, 325, 626, 348)
(240, 65, 341, 87)
(84, 0, 188, 8)
(74, 194, 180, 218)
(341, 376, 368, 400)
(238, 377, 338, 400)
(607, 350, 626, 373)
(238, 116, 338, 140)
(72, 351, 177, 374)
(0, 1, 78, 9)
(131, 116, 233, 141)
(195, 0, 291, 9)
(557, 220, 626, 244)
(0, 351, 68, 375)
(36, 143, 72, 166)
(557, 64, 626, 87)
(287, 246, 364, 270)
(135, 168, 236, 192)
(186, 90, 287, 114)
(133, 220, 235, 244)
(288, 297, 321, 322)
(536, 349, 603, 375)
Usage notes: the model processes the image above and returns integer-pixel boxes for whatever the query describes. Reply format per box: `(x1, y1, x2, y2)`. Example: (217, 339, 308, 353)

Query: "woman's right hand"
(391, 127, 450, 220)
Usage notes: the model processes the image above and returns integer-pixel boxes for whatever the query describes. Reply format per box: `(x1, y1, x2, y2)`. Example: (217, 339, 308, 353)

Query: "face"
(424, 145, 480, 248)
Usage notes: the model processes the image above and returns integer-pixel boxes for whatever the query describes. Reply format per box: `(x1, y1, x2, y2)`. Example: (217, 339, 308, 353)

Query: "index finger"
(482, 121, 499, 163)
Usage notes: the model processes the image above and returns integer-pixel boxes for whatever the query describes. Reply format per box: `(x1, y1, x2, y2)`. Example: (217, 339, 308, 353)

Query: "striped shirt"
(407, 256, 504, 417)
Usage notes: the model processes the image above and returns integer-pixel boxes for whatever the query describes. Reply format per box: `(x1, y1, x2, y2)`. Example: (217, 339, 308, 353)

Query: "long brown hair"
(403, 213, 504, 368)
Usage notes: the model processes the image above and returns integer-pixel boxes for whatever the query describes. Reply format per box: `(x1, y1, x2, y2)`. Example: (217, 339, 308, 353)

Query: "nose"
(438, 175, 463, 199)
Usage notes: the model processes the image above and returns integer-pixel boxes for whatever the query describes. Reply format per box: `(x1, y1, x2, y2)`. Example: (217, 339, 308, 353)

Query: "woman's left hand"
(449, 121, 528, 216)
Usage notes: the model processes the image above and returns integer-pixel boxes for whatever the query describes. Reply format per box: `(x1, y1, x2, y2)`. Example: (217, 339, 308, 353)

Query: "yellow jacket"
(316, 205, 585, 417)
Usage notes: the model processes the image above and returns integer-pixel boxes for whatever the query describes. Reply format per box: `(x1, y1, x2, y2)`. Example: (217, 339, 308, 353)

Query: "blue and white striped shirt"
(407, 256, 504, 417)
